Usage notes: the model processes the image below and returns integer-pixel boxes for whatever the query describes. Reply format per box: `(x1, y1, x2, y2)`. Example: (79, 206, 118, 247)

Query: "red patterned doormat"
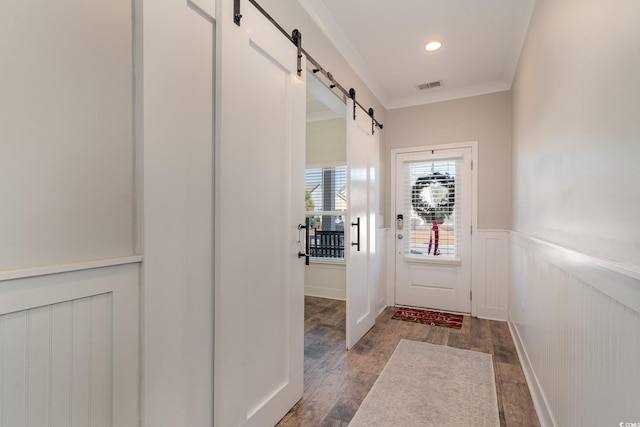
(392, 307, 464, 329)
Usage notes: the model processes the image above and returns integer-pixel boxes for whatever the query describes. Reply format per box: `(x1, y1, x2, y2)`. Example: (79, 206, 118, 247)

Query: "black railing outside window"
(310, 229, 344, 258)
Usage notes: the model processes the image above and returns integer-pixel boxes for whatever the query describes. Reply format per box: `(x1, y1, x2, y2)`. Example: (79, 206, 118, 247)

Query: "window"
(403, 158, 460, 258)
(305, 166, 347, 259)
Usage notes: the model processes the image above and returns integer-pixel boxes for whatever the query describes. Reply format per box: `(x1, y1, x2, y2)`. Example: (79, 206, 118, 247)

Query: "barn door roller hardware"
(234, 0, 242, 25)
(369, 108, 378, 135)
(349, 88, 357, 120)
(292, 29, 303, 76)
(347, 89, 381, 134)
(233, 0, 383, 131)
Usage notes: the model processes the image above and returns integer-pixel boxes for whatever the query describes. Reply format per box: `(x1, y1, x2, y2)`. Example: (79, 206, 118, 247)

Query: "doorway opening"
(303, 69, 379, 353)
(304, 71, 348, 337)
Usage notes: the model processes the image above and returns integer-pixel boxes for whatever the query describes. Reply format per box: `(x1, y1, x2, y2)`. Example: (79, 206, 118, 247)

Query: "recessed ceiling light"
(424, 39, 442, 52)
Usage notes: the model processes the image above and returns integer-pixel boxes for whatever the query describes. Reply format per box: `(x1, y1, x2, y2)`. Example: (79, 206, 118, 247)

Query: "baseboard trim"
(377, 300, 387, 316)
(304, 286, 345, 301)
(475, 309, 508, 322)
(508, 317, 556, 427)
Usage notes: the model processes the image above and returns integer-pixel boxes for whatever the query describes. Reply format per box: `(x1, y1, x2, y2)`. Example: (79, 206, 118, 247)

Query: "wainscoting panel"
(0, 295, 113, 427)
(472, 230, 509, 320)
(0, 261, 139, 427)
(509, 232, 640, 427)
(375, 227, 388, 315)
(304, 263, 346, 300)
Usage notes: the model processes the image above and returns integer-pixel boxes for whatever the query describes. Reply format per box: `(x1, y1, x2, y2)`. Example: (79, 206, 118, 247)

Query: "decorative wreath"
(411, 172, 455, 223)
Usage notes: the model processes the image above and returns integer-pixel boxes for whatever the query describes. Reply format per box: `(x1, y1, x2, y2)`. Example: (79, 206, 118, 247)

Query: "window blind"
(403, 158, 460, 258)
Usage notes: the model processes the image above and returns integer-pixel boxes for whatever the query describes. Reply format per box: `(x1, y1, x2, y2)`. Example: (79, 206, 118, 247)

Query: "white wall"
(510, 0, 640, 425)
(386, 91, 512, 230)
(306, 118, 346, 166)
(0, 0, 135, 269)
(141, 2, 214, 427)
(1, 1, 140, 425)
(512, 0, 640, 266)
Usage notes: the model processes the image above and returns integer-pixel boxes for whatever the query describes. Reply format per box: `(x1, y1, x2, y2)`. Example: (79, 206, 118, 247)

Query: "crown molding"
(387, 80, 510, 110)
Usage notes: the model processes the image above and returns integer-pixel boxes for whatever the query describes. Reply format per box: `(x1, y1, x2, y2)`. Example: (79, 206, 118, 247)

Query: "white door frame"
(389, 141, 478, 315)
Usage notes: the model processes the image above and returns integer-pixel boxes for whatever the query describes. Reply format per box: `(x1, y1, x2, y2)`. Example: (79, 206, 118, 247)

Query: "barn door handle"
(297, 218, 310, 265)
(351, 217, 361, 252)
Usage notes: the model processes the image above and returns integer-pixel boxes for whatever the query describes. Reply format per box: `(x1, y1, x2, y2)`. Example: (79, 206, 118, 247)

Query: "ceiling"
(298, 0, 536, 110)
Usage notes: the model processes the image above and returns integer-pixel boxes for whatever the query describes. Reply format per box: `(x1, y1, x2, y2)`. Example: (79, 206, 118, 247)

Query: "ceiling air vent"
(417, 80, 443, 90)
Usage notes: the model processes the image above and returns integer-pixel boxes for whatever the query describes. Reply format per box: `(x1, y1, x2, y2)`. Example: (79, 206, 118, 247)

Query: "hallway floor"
(276, 296, 540, 427)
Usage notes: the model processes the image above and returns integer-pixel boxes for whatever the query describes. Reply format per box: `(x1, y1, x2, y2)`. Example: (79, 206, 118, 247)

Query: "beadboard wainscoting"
(472, 230, 510, 321)
(509, 232, 640, 427)
(0, 259, 140, 427)
(374, 227, 388, 315)
(305, 262, 346, 300)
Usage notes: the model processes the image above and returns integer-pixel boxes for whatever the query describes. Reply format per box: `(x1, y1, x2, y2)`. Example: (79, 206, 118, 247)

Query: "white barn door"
(215, 1, 306, 426)
(346, 100, 379, 349)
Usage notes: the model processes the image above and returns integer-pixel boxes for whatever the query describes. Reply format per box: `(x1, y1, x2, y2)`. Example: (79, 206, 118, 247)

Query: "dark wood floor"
(277, 296, 540, 427)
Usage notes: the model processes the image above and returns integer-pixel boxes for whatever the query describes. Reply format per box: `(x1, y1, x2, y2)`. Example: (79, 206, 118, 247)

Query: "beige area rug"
(349, 340, 499, 427)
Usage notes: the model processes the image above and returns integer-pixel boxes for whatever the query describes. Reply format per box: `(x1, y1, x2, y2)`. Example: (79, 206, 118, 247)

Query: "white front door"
(394, 147, 472, 313)
(215, 1, 305, 425)
(346, 100, 378, 349)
